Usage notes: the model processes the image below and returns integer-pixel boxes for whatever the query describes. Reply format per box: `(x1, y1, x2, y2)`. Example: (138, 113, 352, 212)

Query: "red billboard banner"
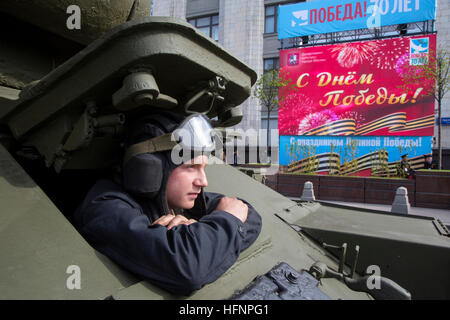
(278, 34, 436, 136)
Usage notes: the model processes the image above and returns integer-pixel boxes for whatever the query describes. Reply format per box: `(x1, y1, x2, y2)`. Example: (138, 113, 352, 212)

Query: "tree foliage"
(253, 68, 297, 115)
(398, 46, 450, 169)
(253, 68, 297, 154)
(399, 46, 450, 103)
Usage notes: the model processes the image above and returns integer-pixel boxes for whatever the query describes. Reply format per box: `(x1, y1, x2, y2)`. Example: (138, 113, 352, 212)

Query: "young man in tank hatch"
(74, 111, 262, 296)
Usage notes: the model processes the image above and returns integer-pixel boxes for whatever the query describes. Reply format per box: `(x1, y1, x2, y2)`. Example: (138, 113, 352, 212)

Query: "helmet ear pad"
(123, 153, 163, 198)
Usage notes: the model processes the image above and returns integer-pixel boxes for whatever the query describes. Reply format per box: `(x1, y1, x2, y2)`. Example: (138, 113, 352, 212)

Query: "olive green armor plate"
(1, 17, 256, 172)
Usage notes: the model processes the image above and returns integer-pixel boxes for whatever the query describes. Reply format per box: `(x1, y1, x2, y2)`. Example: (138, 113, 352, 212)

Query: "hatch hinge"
(432, 219, 450, 237)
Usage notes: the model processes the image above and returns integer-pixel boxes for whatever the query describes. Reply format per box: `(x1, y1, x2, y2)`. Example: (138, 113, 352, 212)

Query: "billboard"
(278, 0, 436, 39)
(279, 135, 432, 175)
(278, 34, 436, 137)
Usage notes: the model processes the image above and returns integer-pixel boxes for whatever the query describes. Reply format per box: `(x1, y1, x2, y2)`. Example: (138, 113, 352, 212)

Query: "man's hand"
(152, 214, 197, 230)
(216, 197, 248, 223)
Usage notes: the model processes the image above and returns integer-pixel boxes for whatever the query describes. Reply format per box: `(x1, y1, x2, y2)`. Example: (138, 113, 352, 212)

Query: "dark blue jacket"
(74, 179, 262, 296)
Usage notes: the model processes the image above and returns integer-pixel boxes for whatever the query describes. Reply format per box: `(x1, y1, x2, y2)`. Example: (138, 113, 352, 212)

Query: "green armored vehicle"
(0, 1, 448, 300)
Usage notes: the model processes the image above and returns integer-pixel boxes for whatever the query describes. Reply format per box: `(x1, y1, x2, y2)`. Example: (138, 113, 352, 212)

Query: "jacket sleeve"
(203, 192, 262, 252)
(74, 181, 257, 296)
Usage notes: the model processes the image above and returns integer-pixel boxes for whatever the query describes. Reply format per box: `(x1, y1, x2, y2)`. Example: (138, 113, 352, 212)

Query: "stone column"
(391, 187, 410, 215)
(219, 0, 264, 133)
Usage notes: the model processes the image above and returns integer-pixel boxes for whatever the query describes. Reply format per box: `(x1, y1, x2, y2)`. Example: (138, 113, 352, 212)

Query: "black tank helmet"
(122, 110, 217, 215)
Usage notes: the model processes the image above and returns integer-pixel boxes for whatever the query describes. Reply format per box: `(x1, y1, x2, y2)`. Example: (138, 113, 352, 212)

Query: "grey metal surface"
(3, 17, 256, 139)
(314, 199, 450, 226)
(281, 201, 450, 299)
(284, 202, 450, 247)
(0, 143, 139, 299)
(0, 16, 257, 176)
(0, 86, 19, 120)
(230, 262, 331, 300)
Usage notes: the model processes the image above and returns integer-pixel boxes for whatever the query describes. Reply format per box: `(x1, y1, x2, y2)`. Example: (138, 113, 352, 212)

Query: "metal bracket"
(308, 244, 411, 300)
(112, 70, 160, 111)
(322, 242, 347, 274)
(183, 76, 226, 114)
(55, 102, 125, 172)
(321, 242, 361, 278)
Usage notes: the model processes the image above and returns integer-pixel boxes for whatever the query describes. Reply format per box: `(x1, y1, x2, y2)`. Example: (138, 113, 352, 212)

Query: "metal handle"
(322, 242, 347, 274)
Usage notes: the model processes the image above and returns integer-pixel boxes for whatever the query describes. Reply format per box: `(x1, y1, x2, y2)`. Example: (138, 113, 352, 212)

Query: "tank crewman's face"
(166, 155, 209, 210)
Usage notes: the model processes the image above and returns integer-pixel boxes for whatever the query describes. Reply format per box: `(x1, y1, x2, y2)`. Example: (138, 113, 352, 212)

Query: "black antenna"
(127, 0, 140, 21)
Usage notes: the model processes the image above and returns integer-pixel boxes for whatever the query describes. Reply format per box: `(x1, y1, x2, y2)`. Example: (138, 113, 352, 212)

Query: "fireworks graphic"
(298, 109, 339, 134)
(279, 92, 314, 135)
(330, 42, 377, 68)
(369, 39, 408, 70)
(395, 53, 410, 76)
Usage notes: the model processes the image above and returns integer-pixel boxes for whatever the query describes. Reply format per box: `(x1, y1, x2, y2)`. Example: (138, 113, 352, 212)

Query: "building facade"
(434, 0, 450, 167)
(151, 0, 450, 167)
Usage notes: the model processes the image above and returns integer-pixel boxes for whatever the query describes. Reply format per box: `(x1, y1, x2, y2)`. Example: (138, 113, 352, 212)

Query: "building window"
(262, 58, 280, 115)
(264, 58, 280, 72)
(265, 5, 277, 34)
(188, 14, 219, 41)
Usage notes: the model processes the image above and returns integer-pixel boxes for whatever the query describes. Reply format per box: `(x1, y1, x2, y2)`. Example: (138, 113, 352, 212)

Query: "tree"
(253, 68, 296, 155)
(399, 46, 450, 169)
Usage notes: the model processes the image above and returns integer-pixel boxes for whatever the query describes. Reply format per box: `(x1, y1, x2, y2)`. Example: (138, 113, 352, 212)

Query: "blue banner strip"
(278, 0, 436, 39)
(280, 135, 432, 165)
